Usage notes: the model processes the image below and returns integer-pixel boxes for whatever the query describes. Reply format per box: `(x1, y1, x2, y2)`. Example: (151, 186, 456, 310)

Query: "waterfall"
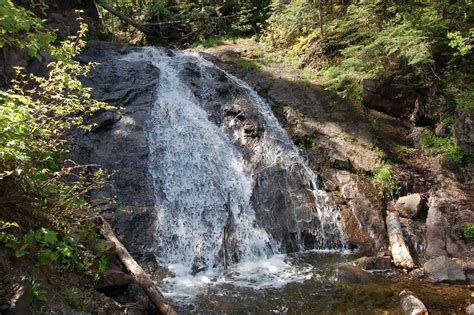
(122, 48, 346, 277)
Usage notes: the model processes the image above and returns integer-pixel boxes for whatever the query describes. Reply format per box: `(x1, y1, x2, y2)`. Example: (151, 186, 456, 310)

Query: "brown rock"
(423, 256, 466, 284)
(394, 194, 422, 219)
(353, 256, 392, 271)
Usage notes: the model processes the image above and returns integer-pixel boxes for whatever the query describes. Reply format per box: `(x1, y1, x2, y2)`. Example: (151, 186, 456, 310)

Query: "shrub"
(60, 286, 86, 311)
(464, 224, 474, 240)
(419, 129, 464, 162)
(372, 163, 399, 197)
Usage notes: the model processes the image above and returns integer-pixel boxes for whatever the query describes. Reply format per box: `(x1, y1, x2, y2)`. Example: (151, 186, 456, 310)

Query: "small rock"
(95, 264, 134, 289)
(466, 304, 474, 315)
(353, 256, 392, 271)
(409, 268, 424, 278)
(332, 265, 374, 284)
(399, 289, 428, 315)
(394, 194, 422, 219)
(435, 122, 449, 137)
(423, 256, 466, 284)
(191, 256, 207, 275)
(7, 278, 32, 315)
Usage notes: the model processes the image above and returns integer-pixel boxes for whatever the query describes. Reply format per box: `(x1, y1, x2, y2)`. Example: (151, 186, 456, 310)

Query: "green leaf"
(40, 228, 58, 245)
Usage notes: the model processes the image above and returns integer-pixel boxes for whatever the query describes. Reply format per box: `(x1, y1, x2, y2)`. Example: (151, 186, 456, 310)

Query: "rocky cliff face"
(73, 42, 349, 275)
(201, 39, 473, 268)
(72, 40, 472, 280)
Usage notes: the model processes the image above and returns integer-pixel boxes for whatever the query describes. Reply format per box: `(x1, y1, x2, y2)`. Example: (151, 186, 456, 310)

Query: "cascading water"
(122, 47, 347, 301)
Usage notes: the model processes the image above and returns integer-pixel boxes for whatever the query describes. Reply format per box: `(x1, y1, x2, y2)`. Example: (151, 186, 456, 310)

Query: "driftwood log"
(99, 216, 176, 315)
(399, 289, 428, 315)
(386, 212, 415, 270)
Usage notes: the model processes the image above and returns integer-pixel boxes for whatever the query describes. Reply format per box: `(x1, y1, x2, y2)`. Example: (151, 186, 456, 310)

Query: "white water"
(122, 48, 347, 300)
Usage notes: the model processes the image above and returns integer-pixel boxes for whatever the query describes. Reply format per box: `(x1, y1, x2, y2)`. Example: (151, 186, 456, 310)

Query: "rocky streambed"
(70, 40, 473, 313)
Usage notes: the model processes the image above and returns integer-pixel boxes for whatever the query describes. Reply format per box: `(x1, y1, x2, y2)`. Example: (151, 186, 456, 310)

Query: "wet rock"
(399, 289, 428, 315)
(423, 256, 466, 284)
(332, 265, 374, 284)
(394, 194, 422, 219)
(191, 257, 208, 275)
(353, 256, 392, 271)
(325, 170, 387, 254)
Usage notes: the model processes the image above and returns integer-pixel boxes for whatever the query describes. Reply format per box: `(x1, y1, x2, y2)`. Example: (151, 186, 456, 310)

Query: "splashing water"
(122, 47, 347, 301)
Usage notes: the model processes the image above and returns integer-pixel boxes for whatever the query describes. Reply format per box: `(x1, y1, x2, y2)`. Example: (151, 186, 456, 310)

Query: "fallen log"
(93, 0, 153, 35)
(399, 289, 428, 315)
(386, 211, 415, 270)
(98, 216, 176, 315)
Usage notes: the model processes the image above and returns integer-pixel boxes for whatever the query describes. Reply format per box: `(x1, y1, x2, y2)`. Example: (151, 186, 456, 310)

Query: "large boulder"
(394, 194, 423, 219)
(423, 256, 466, 284)
(353, 256, 392, 271)
(332, 265, 374, 284)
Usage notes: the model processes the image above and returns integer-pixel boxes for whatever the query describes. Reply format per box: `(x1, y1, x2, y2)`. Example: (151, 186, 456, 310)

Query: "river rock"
(353, 256, 392, 271)
(423, 256, 466, 283)
(399, 289, 428, 315)
(394, 194, 422, 219)
(466, 304, 474, 315)
(332, 265, 374, 284)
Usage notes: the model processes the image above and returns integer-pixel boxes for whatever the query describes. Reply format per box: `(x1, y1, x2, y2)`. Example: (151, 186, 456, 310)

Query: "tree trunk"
(319, 0, 324, 38)
(386, 212, 415, 270)
(99, 217, 176, 315)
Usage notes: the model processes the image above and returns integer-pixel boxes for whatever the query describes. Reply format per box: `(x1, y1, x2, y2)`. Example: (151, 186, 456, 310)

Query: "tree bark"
(386, 212, 415, 270)
(99, 217, 176, 315)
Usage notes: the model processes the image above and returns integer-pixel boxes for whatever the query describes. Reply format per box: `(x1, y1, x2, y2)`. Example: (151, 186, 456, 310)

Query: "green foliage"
(0, 0, 55, 58)
(447, 30, 473, 57)
(97, 0, 271, 44)
(419, 129, 464, 162)
(463, 223, 474, 240)
(59, 286, 86, 311)
(192, 34, 242, 48)
(0, 223, 107, 280)
(372, 163, 399, 197)
(0, 9, 112, 224)
(261, 1, 474, 99)
(31, 280, 47, 309)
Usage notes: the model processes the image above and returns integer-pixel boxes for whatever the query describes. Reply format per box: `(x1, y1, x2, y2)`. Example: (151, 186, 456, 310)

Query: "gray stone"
(423, 256, 466, 283)
(466, 304, 474, 315)
(395, 194, 422, 219)
(399, 289, 428, 315)
(332, 265, 374, 284)
(454, 109, 474, 152)
(353, 256, 392, 271)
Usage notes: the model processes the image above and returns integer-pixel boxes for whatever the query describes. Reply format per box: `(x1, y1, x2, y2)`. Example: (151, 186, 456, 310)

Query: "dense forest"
(0, 0, 473, 313)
